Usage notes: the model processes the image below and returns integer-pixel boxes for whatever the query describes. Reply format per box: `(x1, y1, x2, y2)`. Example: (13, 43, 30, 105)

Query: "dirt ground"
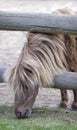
(0, 0, 76, 108)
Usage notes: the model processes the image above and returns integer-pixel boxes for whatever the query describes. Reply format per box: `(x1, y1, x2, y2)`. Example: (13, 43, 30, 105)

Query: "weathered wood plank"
(0, 66, 7, 83)
(53, 72, 77, 90)
(0, 66, 77, 90)
(0, 11, 77, 34)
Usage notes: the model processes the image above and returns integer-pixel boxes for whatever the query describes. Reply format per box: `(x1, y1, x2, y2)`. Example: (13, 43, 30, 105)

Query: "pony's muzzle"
(15, 108, 32, 119)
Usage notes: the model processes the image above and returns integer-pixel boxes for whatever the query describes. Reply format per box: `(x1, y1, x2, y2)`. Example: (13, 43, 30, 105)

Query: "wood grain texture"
(0, 66, 77, 90)
(0, 11, 77, 34)
(53, 72, 77, 90)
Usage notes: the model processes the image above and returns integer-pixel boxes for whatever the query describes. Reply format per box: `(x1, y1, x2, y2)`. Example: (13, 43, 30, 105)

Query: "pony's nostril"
(25, 109, 29, 116)
(26, 109, 29, 113)
(24, 109, 31, 118)
(15, 109, 31, 119)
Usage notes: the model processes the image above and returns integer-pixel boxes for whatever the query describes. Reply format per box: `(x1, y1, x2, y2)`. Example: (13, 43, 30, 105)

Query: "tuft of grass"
(0, 106, 77, 130)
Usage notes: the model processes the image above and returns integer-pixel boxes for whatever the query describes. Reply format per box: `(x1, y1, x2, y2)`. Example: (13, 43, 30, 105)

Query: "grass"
(0, 106, 77, 130)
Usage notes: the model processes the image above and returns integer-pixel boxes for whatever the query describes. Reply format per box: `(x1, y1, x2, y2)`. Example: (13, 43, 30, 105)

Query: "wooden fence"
(0, 11, 77, 90)
(0, 11, 77, 34)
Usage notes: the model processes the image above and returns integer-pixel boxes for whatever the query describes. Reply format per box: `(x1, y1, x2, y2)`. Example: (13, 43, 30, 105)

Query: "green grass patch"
(0, 106, 77, 130)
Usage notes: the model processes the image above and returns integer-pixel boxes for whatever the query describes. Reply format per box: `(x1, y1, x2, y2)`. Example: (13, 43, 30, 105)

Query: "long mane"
(5, 7, 77, 92)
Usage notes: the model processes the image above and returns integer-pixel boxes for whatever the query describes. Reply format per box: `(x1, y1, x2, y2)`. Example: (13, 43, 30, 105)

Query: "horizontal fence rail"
(0, 67, 77, 90)
(53, 72, 77, 90)
(0, 11, 77, 34)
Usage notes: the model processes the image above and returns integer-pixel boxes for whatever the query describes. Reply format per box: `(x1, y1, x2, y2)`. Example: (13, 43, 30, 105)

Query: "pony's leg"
(72, 90, 77, 110)
(59, 89, 68, 108)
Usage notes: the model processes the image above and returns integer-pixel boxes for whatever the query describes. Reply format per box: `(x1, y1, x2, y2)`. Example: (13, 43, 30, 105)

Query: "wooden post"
(0, 66, 7, 83)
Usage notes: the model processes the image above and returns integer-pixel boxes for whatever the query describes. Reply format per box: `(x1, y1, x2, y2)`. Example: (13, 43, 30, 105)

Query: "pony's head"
(6, 31, 67, 118)
(6, 62, 39, 119)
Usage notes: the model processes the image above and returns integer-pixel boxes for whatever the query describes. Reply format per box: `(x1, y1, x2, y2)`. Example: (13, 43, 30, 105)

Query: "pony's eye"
(26, 68, 32, 74)
(24, 67, 32, 74)
(25, 85, 28, 90)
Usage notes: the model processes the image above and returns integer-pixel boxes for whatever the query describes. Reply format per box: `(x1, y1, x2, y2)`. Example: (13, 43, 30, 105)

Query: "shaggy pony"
(6, 7, 77, 118)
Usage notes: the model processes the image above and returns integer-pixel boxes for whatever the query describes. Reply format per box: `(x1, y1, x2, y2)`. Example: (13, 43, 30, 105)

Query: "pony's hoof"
(71, 103, 77, 110)
(59, 102, 67, 109)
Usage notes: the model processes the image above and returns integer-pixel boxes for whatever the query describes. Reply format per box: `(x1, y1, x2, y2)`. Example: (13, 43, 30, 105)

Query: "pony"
(5, 7, 77, 119)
